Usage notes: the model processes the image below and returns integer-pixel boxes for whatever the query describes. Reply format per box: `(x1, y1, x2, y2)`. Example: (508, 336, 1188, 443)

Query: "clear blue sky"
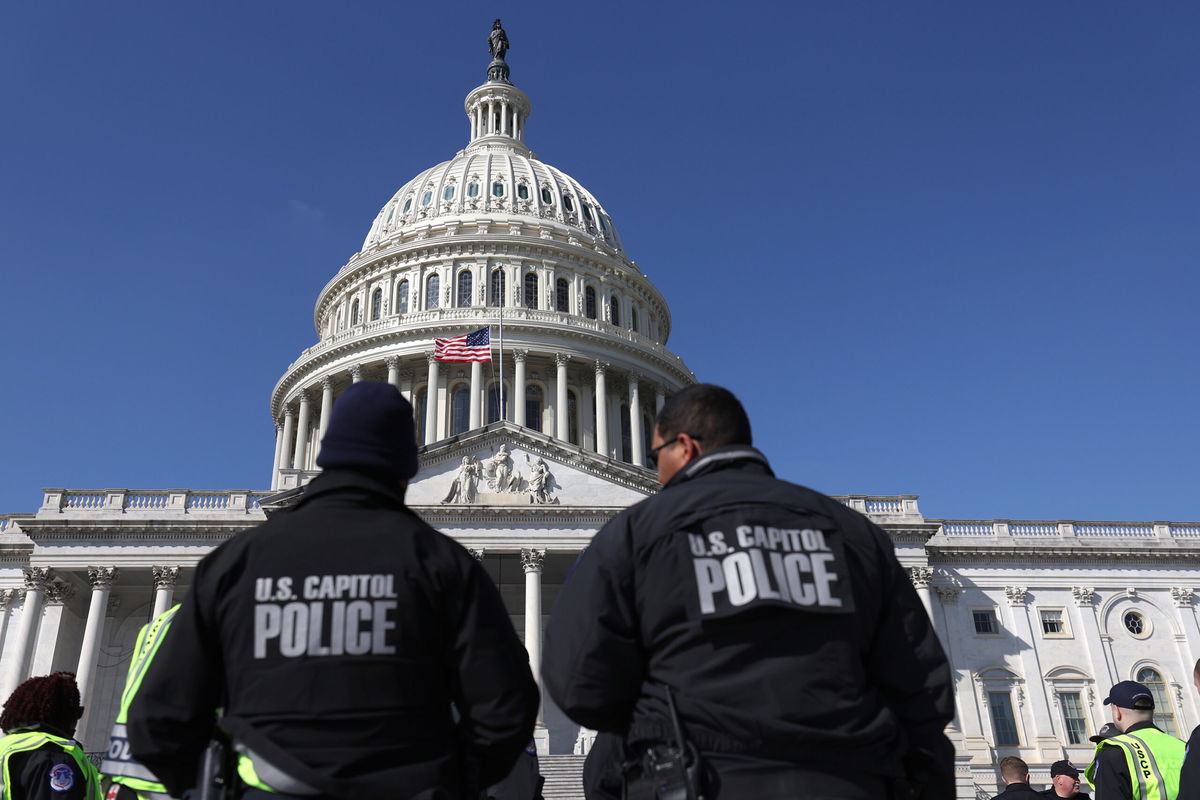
(1, 2, 1196, 521)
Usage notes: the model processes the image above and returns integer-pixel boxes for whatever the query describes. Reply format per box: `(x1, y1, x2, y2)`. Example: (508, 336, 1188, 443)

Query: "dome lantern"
(465, 19, 531, 148)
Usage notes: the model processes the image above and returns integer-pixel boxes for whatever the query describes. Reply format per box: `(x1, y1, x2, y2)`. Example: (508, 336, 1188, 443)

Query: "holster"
(621, 741, 705, 800)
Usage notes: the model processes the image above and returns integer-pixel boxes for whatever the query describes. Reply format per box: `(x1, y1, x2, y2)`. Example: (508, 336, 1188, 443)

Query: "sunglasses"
(647, 433, 702, 466)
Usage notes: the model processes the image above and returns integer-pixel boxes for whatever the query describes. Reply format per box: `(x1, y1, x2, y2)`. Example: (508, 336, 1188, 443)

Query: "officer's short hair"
(656, 384, 752, 449)
(999, 756, 1029, 782)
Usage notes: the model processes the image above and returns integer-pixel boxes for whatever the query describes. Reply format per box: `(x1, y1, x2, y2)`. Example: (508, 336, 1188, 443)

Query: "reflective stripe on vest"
(101, 604, 181, 799)
(1090, 728, 1187, 800)
(0, 731, 102, 800)
(233, 744, 319, 796)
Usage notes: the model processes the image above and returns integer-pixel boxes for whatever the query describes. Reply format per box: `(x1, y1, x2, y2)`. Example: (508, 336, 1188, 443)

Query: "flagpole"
(498, 301, 505, 422)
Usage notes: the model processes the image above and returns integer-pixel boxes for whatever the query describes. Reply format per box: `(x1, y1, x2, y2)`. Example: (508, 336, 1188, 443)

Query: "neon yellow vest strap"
(1089, 728, 1186, 800)
(0, 731, 102, 800)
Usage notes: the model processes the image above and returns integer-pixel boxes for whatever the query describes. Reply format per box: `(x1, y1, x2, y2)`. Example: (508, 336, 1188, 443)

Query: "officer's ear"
(677, 432, 704, 463)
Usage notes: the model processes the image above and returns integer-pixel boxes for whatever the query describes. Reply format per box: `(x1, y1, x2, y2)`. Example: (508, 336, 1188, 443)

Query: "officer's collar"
(666, 445, 774, 488)
(294, 468, 408, 508)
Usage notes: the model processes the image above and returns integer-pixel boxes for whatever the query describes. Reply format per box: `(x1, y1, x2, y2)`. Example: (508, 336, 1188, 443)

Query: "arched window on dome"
(421, 190, 432, 207)
(395, 281, 409, 315)
(583, 204, 593, 222)
(525, 385, 543, 433)
(620, 404, 632, 464)
(567, 390, 579, 446)
(443, 184, 456, 202)
(426, 275, 440, 310)
(555, 278, 570, 313)
(457, 271, 473, 308)
(585, 286, 597, 320)
(487, 381, 505, 424)
(403, 197, 413, 213)
(541, 186, 553, 205)
(467, 182, 480, 198)
(517, 184, 529, 201)
(351, 299, 361, 326)
(523, 273, 539, 310)
(562, 194, 575, 213)
(385, 205, 396, 224)
(609, 296, 621, 327)
(492, 181, 505, 198)
(370, 288, 383, 321)
(489, 270, 506, 307)
(450, 383, 470, 436)
(1136, 668, 1179, 736)
(414, 388, 427, 445)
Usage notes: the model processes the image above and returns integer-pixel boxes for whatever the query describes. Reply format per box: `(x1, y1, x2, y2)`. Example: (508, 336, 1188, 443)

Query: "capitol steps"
(539, 754, 586, 800)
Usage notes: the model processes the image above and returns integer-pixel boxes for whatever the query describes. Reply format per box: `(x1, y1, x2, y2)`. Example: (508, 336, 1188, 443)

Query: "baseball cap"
(1103, 680, 1155, 709)
(1050, 760, 1080, 778)
(1089, 722, 1120, 743)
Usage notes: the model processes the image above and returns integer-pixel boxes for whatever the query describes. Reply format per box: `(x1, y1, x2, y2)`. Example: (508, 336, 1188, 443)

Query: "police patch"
(49, 763, 75, 792)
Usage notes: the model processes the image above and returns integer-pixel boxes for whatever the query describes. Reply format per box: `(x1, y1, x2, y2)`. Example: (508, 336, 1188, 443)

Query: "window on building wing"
(450, 384, 470, 436)
(1039, 609, 1066, 635)
(396, 281, 409, 314)
(620, 405, 632, 463)
(567, 391, 579, 445)
(988, 691, 1020, 746)
(1136, 668, 1179, 736)
(525, 385, 543, 433)
(351, 299, 361, 326)
(1058, 692, 1087, 745)
(370, 288, 382, 321)
(489, 270, 506, 307)
(973, 610, 999, 635)
(488, 383, 505, 424)
(610, 296, 620, 327)
(415, 388, 427, 445)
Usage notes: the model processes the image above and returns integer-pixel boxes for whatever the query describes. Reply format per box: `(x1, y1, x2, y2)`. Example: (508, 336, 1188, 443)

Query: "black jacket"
(992, 783, 1045, 800)
(1180, 723, 1200, 800)
(543, 447, 955, 798)
(2, 729, 93, 800)
(127, 469, 539, 800)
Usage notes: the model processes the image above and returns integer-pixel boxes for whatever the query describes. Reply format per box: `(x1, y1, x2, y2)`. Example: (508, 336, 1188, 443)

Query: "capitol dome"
(268, 39, 695, 487)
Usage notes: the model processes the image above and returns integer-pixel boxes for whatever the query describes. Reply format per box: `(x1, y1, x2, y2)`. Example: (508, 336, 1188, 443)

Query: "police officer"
(990, 757, 1044, 800)
(543, 384, 955, 800)
(126, 382, 539, 800)
(0, 672, 100, 800)
(100, 604, 181, 800)
(1085, 680, 1185, 800)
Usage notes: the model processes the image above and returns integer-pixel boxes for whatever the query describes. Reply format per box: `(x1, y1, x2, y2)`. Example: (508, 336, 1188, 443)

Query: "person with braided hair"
(0, 672, 101, 800)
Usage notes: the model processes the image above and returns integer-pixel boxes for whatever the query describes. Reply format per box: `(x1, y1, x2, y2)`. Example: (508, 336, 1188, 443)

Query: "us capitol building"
(1, 26, 1197, 799)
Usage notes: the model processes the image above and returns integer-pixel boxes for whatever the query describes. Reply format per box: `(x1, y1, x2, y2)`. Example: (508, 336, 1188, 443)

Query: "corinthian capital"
(152, 566, 181, 590)
(87, 566, 120, 589)
(1071, 586, 1095, 606)
(1004, 586, 1028, 606)
(908, 567, 933, 589)
(520, 548, 546, 573)
(22, 567, 51, 591)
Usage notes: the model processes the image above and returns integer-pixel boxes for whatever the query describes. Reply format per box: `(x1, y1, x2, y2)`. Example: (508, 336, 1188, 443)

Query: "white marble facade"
(0, 36, 1197, 800)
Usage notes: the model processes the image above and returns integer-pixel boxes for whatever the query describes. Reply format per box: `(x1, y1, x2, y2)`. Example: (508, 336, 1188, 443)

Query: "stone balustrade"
(39, 489, 271, 517)
(939, 520, 1199, 540)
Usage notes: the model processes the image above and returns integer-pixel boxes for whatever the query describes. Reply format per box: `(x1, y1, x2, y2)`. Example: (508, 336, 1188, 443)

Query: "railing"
(833, 495, 922, 517)
(40, 489, 274, 516)
(286, 307, 690, 375)
(938, 520, 1194, 540)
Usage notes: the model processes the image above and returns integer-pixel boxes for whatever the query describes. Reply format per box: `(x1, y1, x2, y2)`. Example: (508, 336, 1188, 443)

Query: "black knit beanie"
(315, 381, 418, 481)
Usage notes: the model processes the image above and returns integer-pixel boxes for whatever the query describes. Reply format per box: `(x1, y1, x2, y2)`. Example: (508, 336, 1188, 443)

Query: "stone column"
(522, 549, 550, 756)
(555, 354, 571, 441)
(152, 566, 181, 619)
(292, 391, 311, 470)
(76, 567, 119, 707)
(425, 352, 440, 445)
(628, 373, 644, 466)
(0, 589, 14, 665)
(469, 360, 483, 429)
(278, 407, 296, 474)
(1, 568, 51, 699)
(655, 386, 666, 415)
(350, 365, 363, 384)
(513, 350, 528, 426)
(386, 357, 400, 389)
(270, 423, 283, 490)
(908, 567, 934, 619)
(1072, 587, 1116, 686)
(316, 376, 335, 460)
(594, 362, 609, 456)
(1005, 586, 1059, 760)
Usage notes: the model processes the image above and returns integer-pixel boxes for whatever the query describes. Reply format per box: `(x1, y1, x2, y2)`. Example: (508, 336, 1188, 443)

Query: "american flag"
(434, 327, 492, 362)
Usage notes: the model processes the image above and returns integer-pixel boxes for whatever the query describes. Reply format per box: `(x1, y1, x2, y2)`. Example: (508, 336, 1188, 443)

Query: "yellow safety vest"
(1085, 727, 1186, 800)
(0, 730, 102, 800)
(100, 604, 181, 800)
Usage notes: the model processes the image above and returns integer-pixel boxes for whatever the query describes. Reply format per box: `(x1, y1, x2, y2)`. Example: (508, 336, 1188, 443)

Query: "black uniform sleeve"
(1093, 744, 1131, 800)
(859, 520, 956, 800)
(1179, 725, 1200, 800)
(126, 550, 226, 797)
(543, 514, 643, 732)
(447, 555, 540, 787)
(11, 747, 90, 800)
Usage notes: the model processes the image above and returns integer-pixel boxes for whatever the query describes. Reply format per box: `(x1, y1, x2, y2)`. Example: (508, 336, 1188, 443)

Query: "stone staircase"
(540, 754, 586, 799)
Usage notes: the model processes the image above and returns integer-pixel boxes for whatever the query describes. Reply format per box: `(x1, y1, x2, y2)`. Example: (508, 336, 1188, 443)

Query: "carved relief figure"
(484, 444, 521, 492)
(441, 456, 481, 504)
(527, 458, 558, 505)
